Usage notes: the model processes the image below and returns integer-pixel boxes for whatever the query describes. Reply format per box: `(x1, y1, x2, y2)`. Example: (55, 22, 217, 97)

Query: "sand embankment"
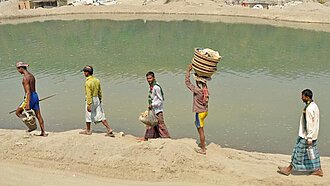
(0, 129, 329, 185)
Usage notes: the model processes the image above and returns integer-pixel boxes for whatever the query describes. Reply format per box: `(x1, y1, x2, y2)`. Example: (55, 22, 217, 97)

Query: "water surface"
(1, 20, 330, 155)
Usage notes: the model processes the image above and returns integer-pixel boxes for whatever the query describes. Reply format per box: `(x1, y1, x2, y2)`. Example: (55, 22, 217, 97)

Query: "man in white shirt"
(137, 71, 170, 141)
(278, 89, 323, 177)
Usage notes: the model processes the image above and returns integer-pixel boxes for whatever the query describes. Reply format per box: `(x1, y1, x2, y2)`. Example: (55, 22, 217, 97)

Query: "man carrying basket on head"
(185, 64, 210, 155)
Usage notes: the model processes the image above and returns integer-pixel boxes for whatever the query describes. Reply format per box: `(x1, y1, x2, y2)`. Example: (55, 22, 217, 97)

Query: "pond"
(1, 19, 330, 155)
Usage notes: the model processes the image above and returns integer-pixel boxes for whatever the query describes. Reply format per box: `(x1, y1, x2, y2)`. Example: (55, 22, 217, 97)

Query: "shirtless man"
(15, 61, 47, 136)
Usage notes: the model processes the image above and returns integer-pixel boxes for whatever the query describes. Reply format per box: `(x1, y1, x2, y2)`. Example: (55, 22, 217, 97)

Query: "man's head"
(301, 89, 313, 103)
(16, 61, 29, 74)
(81, 65, 93, 77)
(193, 73, 209, 88)
(146, 71, 155, 85)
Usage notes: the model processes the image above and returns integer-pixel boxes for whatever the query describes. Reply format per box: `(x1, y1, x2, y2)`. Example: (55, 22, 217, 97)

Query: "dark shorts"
(19, 92, 40, 111)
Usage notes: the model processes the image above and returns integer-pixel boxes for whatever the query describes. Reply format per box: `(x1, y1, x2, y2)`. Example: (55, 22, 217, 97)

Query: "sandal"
(79, 130, 92, 135)
(194, 148, 206, 155)
(105, 131, 115, 137)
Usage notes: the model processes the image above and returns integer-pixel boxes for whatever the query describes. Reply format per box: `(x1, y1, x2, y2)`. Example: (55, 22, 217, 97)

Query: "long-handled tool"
(9, 94, 56, 114)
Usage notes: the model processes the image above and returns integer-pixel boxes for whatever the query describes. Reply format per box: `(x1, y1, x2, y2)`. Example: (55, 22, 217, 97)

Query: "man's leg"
(80, 102, 92, 135)
(137, 126, 158, 141)
(102, 120, 115, 137)
(80, 122, 92, 135)
(194, 112, 207, 154)
(15, 107, 24, 118)
(156, 112, 170, 138)
(101, 120, 112, 132)
(34, 109, 48, 136)
(196, 127, 206, 154)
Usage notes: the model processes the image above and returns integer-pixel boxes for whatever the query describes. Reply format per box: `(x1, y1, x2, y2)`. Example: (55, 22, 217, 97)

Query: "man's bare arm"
(23, 77, 31, 110)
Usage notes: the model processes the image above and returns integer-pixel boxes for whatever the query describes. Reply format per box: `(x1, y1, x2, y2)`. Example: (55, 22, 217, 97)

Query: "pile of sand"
(0, 129, 329, 185)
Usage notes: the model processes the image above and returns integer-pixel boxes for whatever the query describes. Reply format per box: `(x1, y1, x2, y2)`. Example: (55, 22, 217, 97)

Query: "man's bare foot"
(194, 148, 206, 155)
(79, 130, 92, 135)
(136, 137, 147, 141)
(277, 165, 292, 176)
(311, 169, 323, 177)
(34, 133, 48, 137)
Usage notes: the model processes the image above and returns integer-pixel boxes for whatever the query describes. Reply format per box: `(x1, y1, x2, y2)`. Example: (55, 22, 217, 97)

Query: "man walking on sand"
(278, 89, 323, 177)
(137, 71, 170, 141)
(79, 65, 114, 137)
(15, 61, 47, 137)
(185, 64, 210, 155)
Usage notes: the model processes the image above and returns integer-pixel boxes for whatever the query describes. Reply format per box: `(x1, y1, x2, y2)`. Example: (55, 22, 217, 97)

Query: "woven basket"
(22, 110, 37, 131)
(192, 63, 215, 78)
(194, 48, 221, 63)
(192, 59, 217, 72)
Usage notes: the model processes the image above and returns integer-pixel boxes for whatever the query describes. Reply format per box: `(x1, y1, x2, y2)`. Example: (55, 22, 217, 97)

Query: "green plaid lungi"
(291, 137, 321, 171)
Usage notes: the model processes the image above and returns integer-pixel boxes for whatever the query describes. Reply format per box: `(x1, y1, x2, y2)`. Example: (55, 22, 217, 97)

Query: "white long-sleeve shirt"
(298, 102, 320, 141)
(150, 85, 164, 114)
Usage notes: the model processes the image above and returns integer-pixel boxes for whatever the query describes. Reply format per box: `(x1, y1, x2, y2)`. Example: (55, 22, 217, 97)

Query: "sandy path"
(0, 129, 329, 185)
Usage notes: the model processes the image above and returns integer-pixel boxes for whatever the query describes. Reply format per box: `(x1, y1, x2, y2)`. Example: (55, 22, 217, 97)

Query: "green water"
(1, 19, 330, 155)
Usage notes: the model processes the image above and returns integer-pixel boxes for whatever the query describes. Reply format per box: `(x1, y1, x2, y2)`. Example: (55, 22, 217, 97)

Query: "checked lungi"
(291, 137, 321, 171)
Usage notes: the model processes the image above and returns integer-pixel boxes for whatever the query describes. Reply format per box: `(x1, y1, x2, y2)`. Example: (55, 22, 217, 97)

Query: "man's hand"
(187, 64, 193, 72)
(25, 104, 30, 110)
(307, 139, 312, 146)
(87, 105, 91, 112)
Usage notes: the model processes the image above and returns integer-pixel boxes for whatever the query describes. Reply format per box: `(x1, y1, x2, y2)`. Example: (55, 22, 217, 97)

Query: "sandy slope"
(0, 0, 330, 32)
(0, 129, 329, 185)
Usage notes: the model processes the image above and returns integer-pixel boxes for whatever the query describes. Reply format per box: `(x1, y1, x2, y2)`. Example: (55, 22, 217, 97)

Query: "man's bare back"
(22, 72, 36, 93)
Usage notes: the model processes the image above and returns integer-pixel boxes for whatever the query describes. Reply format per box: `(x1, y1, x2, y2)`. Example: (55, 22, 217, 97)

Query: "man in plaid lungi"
(137, 71, 170, 141)
(278, 89, 323, 177)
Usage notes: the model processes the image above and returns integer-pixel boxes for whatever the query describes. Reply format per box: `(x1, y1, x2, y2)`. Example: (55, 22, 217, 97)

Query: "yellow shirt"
(85, 76, 102, 105)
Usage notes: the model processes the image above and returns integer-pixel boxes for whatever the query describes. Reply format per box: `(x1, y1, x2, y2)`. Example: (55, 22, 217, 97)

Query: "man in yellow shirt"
(79, 65, 114, 137)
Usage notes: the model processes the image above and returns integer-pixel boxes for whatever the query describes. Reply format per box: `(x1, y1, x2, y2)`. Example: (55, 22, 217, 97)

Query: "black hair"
(84, 65, 93, 75)
(17, 66, 27, 70)
(302, 89, 313, 99)
(146, 71, 155, 77)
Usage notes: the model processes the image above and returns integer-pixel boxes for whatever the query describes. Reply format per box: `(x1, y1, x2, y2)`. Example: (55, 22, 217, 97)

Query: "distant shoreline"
(1, 1, 330, 32)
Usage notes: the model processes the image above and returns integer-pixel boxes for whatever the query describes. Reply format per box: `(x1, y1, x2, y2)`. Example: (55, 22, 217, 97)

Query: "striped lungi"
(291, 137, 321, 171)
(144, 112, 170, 139)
